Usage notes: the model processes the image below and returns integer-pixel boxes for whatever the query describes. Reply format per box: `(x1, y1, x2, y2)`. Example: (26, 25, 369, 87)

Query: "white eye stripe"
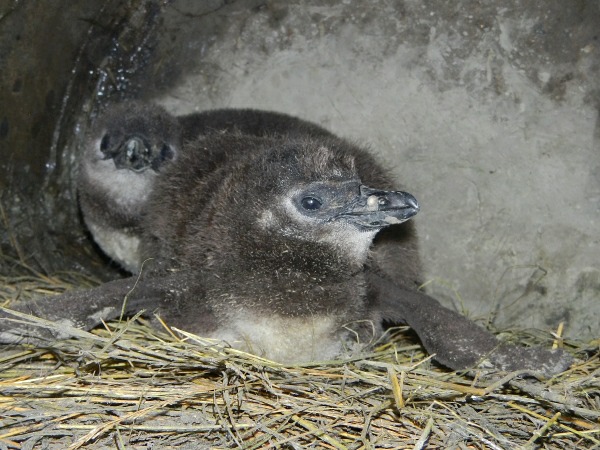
(277, 191, 377, 267)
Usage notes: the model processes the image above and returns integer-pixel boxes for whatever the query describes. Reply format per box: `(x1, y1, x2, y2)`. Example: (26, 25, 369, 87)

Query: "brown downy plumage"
(0, 104, 572, 375)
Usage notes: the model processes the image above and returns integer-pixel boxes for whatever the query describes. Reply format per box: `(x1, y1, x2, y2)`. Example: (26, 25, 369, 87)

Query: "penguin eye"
(160, 143, 175, 161)
(300, 196, 322, 210)
(100, 134, 110, 152)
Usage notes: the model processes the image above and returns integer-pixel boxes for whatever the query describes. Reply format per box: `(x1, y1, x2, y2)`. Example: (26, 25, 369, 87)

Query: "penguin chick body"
(145, 132, 422, 361)
(76, 103, 422, 361)
(78, 103, 181, 272)
(0, 104, 573, 374)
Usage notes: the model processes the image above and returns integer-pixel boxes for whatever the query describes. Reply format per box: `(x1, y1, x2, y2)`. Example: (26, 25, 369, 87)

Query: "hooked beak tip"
(405, 192, 419, 212)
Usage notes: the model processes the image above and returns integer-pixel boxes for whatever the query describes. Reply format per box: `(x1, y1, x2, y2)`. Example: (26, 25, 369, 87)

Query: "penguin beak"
(111, 137, 153, 172)
(340, 185, 420, 229)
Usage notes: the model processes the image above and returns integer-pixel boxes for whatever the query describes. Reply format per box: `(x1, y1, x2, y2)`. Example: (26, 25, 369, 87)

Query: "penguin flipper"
(0, 277, 138, 345)
(0, 261, 213, 345)
(370, 272, 573, 376)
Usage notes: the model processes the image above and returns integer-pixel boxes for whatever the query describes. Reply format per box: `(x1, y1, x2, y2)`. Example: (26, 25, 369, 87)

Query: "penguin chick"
(0, 105, 573, 375)
(138, 133, 422, 362)
(78, 103, 182, 272)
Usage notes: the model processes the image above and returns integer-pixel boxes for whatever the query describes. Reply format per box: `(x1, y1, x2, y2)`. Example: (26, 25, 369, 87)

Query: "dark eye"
(160, 143, 175, 161)
(301, 196, 322, 210)
(100, 133, 110, 152)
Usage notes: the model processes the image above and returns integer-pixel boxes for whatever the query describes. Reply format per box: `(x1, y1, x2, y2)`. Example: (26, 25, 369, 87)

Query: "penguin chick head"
(274, 179, 419, 268)
(91, 102, 181, 173)
(222, 138, 419, 274)
(80, 103, 182, 213)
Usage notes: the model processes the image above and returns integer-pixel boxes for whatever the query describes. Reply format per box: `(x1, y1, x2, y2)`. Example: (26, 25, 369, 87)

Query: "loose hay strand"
(413, 416, 434, 450)
(388, 366, 405, 410)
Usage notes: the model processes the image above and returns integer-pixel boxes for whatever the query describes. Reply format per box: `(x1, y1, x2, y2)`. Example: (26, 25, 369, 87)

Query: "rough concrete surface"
(151, 0, 599, 338)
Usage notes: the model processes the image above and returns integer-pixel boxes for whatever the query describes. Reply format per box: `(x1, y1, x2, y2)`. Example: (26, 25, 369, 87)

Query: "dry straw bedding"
(0, 271, 598, 449)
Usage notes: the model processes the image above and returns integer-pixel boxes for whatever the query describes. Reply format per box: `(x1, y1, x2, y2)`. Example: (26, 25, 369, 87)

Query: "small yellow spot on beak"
(384, 216, 402, 224)
(367, 195, 379, 211)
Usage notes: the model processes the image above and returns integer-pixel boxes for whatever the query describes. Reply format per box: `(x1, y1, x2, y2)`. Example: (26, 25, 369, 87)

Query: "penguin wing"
(0, 261, 215, 345)
(369, 271, 573, 376)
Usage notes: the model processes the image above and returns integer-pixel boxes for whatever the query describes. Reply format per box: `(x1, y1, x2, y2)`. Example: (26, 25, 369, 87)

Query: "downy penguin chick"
(139, 133, 420, 361)
(79, 103, 422, 361)
(78, 103, 181, 272)
(0, 104, 573, 375)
